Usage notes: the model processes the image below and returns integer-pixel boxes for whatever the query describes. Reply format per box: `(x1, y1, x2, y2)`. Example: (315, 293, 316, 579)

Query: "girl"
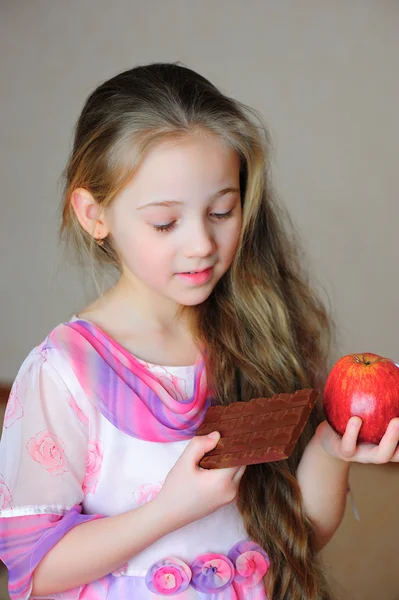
(1, 63, 398, 600)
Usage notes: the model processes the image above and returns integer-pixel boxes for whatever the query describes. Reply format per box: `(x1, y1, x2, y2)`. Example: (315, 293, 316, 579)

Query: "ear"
(70, 188, 108, 241)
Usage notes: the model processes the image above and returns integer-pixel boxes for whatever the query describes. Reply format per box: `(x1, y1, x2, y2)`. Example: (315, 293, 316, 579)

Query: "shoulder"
(14, 321, 68, 377)
(11, 320, 85, 406)
(17, 320, 76, 375)
(6, 322, 95, 431)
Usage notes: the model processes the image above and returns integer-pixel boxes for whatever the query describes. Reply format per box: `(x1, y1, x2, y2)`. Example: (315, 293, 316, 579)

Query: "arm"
(32, 496, 179, 596)
(298, 415, 399, 552)
(32, 431, 244, 596)
(296, 430, 350, 552)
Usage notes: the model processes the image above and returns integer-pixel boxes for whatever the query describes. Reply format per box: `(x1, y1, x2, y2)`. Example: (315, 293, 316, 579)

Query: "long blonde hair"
(61, 63, 335, 599)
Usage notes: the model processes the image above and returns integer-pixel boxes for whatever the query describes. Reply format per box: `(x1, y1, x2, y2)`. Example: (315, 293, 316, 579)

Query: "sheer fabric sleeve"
(0, 348, 104, 599)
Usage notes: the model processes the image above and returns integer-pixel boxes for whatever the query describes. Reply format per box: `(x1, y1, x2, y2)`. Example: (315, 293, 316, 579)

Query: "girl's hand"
(154, 432, 246, 528)
(316, 417, 399, 463)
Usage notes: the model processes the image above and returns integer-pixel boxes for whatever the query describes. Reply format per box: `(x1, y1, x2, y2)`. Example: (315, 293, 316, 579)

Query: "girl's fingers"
(340, 417, 363, 459)
(232, 464, 246, 483)
(390, 443, 399, 463)
(375, 418, 399, 463)
(216, 464, 246, 480)
(192, 432, 221, 468)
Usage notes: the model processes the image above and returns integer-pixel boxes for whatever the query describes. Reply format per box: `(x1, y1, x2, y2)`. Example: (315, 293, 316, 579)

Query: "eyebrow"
(136, 187, 240, 210)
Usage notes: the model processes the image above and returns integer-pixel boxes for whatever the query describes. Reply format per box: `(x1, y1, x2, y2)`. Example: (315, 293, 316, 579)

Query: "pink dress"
(0, 319, 269, 599)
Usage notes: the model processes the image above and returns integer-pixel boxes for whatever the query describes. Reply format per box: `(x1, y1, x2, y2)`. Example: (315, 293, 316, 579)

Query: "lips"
(179, 267, 214, 275)
(176, 267, 214, 285)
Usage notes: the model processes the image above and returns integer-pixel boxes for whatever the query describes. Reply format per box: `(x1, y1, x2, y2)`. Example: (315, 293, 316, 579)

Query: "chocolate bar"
(197, 389, 318, 468)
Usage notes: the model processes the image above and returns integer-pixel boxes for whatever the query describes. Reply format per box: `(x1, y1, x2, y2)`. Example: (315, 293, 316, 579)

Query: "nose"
(184, 219, 216, 259)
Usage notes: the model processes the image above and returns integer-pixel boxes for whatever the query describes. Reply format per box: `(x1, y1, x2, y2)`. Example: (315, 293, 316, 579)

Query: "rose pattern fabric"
(133, 481, 164, 506)
(3, 382, 24, 429)
(26, 430, 69, 476)
(83, 440, 104, 494)
(0, 473, 13, 510)
(157, 373, 188, 403)
(145, 557, 191, 595)
(140, 362, 189, 403)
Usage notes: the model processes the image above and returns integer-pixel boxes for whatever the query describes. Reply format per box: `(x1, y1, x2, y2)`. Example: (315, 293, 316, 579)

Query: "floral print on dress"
(3, 382, 24, 429)
(158, 373, 188, 402)
(26, 430, 69, 476)
(83, 440, 104, 494)
(140, 362, 189, 402)
(133, 480, 164, 506)
(0, 473, 13, 510)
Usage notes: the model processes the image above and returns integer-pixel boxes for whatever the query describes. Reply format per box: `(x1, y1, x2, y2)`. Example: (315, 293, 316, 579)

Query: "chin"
(179, 294, 212, 307)
(178, 287, 216, 307)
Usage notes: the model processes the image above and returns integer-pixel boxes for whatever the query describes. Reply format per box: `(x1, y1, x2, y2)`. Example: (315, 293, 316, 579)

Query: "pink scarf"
(45, 319, 211, 442)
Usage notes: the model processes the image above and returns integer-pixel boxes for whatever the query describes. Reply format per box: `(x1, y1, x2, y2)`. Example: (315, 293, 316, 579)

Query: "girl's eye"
(211, 209, 233, 220)
(153, 211, 233, 233)
(153, 221, 176, 233)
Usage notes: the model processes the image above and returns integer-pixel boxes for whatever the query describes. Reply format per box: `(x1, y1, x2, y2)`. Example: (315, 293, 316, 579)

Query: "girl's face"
(104, 133, 242, 309)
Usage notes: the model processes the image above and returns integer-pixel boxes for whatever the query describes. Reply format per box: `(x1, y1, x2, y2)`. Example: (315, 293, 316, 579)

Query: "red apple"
(323, 353, 399, 444)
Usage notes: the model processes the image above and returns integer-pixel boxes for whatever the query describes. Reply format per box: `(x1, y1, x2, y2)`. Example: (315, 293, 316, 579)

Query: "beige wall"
(1, 1, 398, 598)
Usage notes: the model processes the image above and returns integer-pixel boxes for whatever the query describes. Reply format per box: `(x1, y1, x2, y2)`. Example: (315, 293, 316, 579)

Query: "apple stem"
(355, 354, 371, 366)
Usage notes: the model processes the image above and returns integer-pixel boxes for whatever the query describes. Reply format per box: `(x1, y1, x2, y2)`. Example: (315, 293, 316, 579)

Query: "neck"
(95, 275, 192, 335)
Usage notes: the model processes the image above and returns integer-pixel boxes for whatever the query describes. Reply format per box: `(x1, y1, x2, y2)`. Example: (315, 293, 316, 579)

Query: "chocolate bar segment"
(198, 389, 318, 468)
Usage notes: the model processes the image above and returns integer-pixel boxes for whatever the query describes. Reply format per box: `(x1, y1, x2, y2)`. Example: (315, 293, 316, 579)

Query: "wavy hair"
(61, 63, 335, 599)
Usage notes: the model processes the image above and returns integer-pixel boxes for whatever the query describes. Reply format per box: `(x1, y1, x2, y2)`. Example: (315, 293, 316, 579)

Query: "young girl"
(1, 63, 398, 600)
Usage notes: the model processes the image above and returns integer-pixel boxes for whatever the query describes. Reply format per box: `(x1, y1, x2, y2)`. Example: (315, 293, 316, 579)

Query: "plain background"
(1, 1, 398, 598)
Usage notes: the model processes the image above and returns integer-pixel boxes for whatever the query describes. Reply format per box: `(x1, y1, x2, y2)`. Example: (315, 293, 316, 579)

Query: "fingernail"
(208, 431, 219, 440)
